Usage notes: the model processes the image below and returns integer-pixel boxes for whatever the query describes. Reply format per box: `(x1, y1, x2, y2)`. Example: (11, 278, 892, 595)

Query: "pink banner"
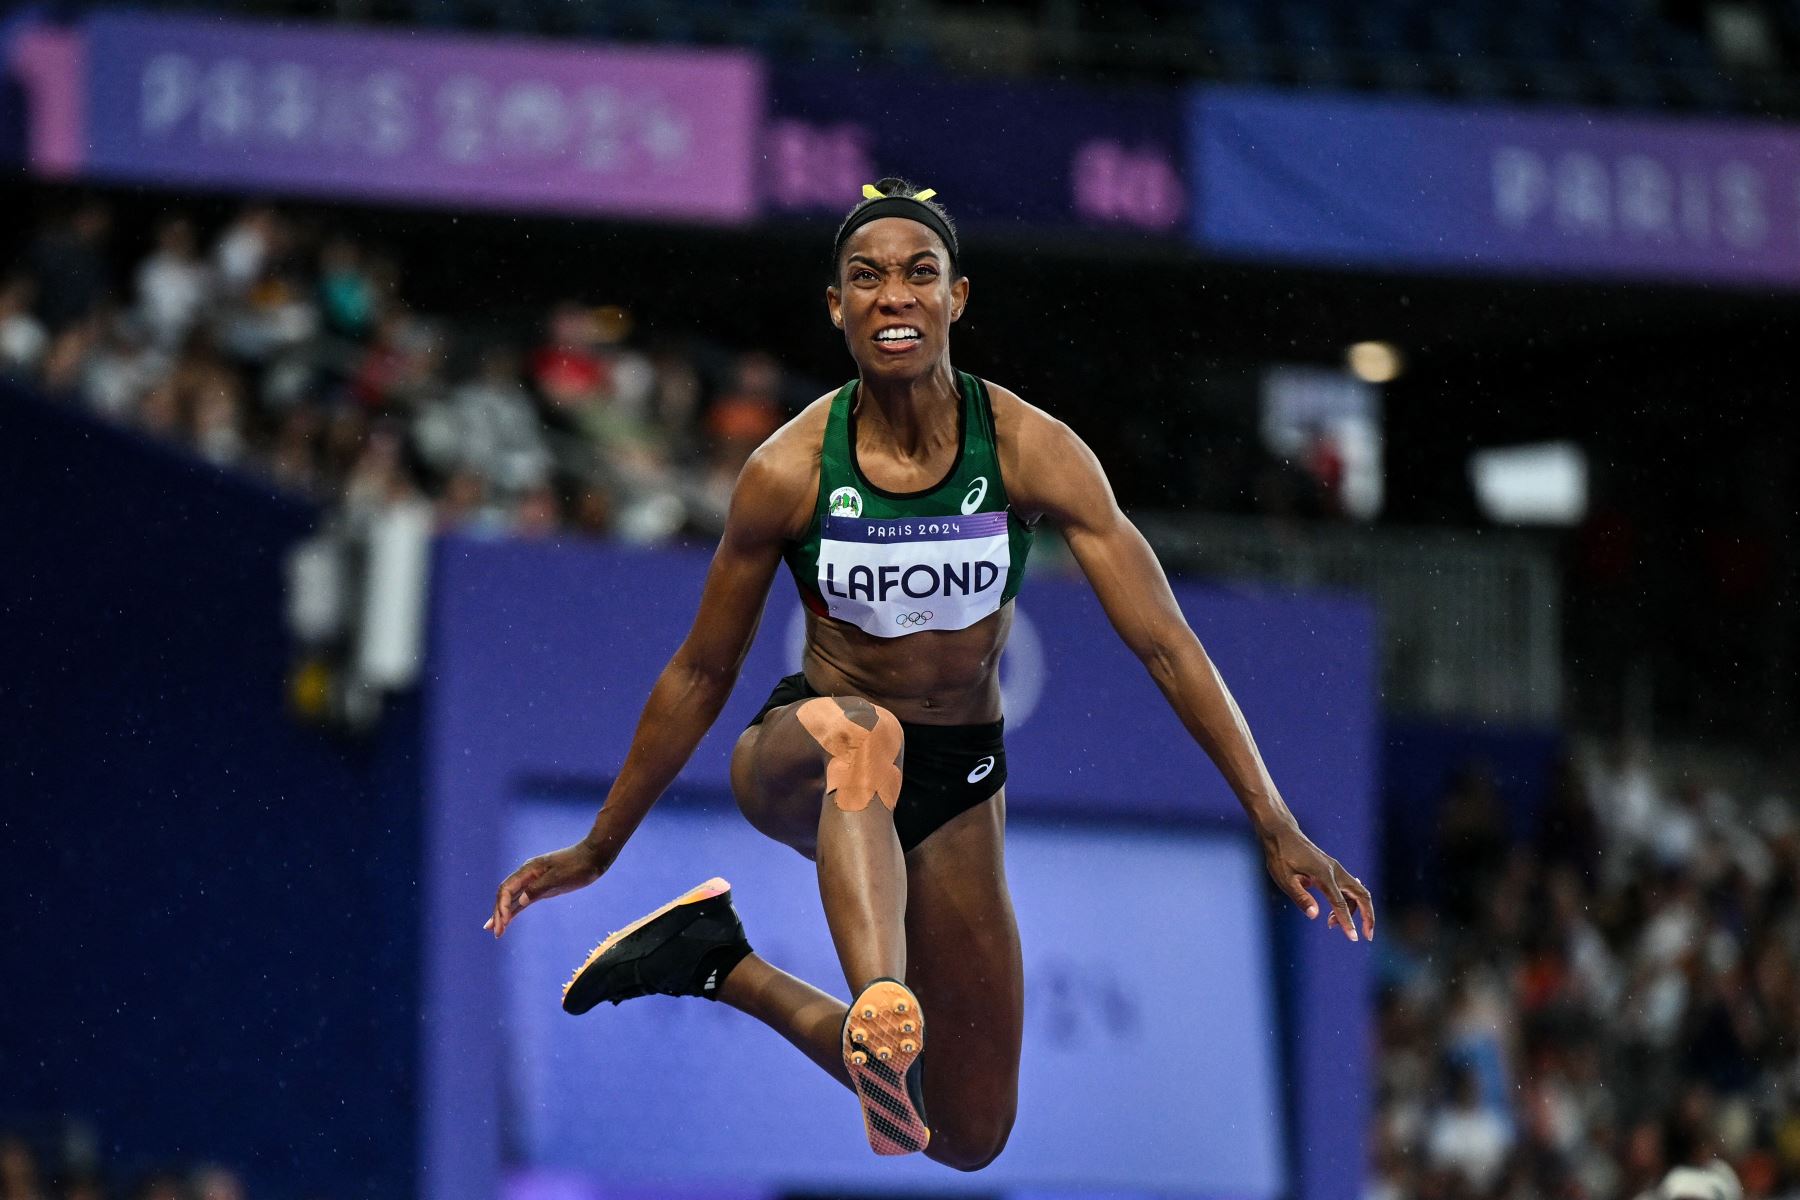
(10, 26, 83, 178)
(81, 13, 761, 222)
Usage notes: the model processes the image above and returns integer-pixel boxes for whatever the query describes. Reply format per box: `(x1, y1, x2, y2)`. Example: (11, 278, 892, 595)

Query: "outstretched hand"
(1259, 820, 1376, 943)
(485, 842, 608, 937)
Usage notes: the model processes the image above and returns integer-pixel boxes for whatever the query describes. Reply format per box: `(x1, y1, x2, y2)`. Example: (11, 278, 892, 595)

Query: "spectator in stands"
(412, 342, 551, 498)
(0, 275, 48, 374)
(352, 309, 441, 415)
(76, 307, 157, 423)
(212, 211, 316, 367)
(0, 1135, 45, 1200)
(60, 1174, 103, 1200)
(135, 216, 212, 350)
(434, 464, 504, 534)
(344, 420, 423, 520)
(317, 234, 378, 341)
(1535, 753, 1605, 880)
(191, 372, 248, 468)
(131, 1173, 181, 1200)
(26, 199, 112, 333)
(266, 403, 325, 496)
(531, 300, 612, 413)
(212, 205, 281, 299)
(1427, 1062, 1515, 1193)
(513, 484, 563, 538)
(646, 342, 704, 460)
(1436, 763, 1508, 926)
(190, 1165, 245, 1200)
(690, 350, 784, 534)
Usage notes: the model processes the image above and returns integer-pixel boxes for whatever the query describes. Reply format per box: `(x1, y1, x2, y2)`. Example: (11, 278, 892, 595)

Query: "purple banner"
(1193, 86, 1800, 285)
(768, 65, 1187, 236)
(822, 512, 1007, 542)
(83, 13, 761, 221)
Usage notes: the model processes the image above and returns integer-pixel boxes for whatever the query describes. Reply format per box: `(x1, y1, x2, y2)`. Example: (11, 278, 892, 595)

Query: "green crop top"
(784, 371, 1035, 638)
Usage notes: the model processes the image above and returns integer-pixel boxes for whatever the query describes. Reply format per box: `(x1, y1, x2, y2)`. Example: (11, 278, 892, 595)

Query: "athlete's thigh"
(904, 792, 1024, 1149)
(730, 704, 827, 855)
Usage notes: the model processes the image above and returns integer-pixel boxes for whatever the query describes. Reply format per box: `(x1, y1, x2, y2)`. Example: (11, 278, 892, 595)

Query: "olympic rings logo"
(895, 610, 935, 627)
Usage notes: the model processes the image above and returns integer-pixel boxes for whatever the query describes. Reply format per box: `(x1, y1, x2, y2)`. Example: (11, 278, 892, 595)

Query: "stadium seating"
(39, 0, 1767, 113)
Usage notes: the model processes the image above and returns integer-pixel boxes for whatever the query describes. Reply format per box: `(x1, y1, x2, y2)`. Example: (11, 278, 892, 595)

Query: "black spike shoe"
(561, 877, 752, 1015)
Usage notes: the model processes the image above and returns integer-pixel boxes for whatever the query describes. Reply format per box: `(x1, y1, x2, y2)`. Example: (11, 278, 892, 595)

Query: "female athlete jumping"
(486, 179, 1376, 1169)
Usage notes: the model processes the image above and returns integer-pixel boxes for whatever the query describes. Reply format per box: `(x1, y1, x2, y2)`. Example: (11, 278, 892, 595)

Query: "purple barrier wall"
(422, 537, 1376, 1200)
(1192, 86, 1800, 285)
(0, 389, 422, 1200)
(81, 13, 761, 222)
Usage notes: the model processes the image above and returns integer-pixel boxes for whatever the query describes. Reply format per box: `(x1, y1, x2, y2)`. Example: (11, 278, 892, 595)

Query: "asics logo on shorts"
(966, 755, 995, 783)
(895, 610, 934, 627)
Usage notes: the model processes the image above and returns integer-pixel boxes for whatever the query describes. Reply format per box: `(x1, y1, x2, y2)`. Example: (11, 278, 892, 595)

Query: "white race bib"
(816, 512, 1011, 638)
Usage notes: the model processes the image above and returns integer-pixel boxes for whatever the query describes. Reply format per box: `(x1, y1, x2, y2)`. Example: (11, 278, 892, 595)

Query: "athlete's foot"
(561, 877, 752, 1014)
(842, 978, 930, 1156)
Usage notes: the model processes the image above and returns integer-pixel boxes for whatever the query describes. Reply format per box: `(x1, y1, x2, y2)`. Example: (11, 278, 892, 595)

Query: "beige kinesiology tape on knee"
(794, 698, 904, 813)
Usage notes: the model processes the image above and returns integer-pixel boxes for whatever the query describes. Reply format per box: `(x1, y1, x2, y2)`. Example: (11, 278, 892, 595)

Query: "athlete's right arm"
(486, 435, 815, 936)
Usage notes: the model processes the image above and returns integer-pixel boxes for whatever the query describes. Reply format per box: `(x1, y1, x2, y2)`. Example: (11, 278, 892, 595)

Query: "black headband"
(833, 196, 960, 273)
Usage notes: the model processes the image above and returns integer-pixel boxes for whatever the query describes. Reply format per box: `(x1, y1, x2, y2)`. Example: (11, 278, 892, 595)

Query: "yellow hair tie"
(861, 183, 938, 202)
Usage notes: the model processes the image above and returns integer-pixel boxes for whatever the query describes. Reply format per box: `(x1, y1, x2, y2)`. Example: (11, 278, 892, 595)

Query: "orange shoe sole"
(560, 877, 730, 1007)
(842, 978, 930, 1156)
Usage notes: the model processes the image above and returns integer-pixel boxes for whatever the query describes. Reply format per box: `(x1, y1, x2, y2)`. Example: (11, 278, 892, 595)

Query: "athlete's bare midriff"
(800, 603, 1012, 725)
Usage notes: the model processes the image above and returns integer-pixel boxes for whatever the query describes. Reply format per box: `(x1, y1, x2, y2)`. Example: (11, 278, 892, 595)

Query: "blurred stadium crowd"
(0, 198, 805, 543)
(1373, 748, 1800, 1200)
(0, 1132, 246, 1200)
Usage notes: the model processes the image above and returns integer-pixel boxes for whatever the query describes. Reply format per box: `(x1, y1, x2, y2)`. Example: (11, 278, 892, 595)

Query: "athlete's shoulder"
(980, 378, 1084, 461)
(979, 378, 1102, 520)
(753, 390, 834, 469)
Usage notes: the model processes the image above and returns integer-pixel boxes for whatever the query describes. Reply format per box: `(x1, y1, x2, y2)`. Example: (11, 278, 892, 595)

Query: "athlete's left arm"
(1003, 398, 1375, 942)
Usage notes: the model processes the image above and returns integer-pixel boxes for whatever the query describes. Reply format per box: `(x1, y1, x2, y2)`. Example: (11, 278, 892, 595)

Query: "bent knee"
(932, 1114, 1014, 1172)
(795, 695, 904, 813)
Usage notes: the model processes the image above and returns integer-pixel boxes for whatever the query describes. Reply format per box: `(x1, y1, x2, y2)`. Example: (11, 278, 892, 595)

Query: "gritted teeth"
(875, 326, 921, 342)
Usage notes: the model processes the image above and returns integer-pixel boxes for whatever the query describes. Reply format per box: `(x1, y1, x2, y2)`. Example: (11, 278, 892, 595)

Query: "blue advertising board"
(767, 65, 1188, 236)
(1191, 86, 1800, 285)
(502, 800, 1286, 1196)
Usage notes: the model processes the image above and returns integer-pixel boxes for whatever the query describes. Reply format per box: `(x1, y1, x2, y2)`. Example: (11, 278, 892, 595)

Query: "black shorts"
(747, 672, 1007, 853)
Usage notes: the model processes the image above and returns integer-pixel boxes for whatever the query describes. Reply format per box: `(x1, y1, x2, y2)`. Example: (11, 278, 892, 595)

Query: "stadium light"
(1346, 341, 1403, 383)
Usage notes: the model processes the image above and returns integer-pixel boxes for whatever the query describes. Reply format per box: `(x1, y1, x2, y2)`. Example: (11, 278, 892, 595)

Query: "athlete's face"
(827, 218, 969, 383)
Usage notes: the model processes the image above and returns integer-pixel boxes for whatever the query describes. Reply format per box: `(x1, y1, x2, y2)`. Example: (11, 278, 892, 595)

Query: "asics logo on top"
(966, 755, 996, 783)
(960, 476, 989, 515)
(896, 610, 934, 627)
